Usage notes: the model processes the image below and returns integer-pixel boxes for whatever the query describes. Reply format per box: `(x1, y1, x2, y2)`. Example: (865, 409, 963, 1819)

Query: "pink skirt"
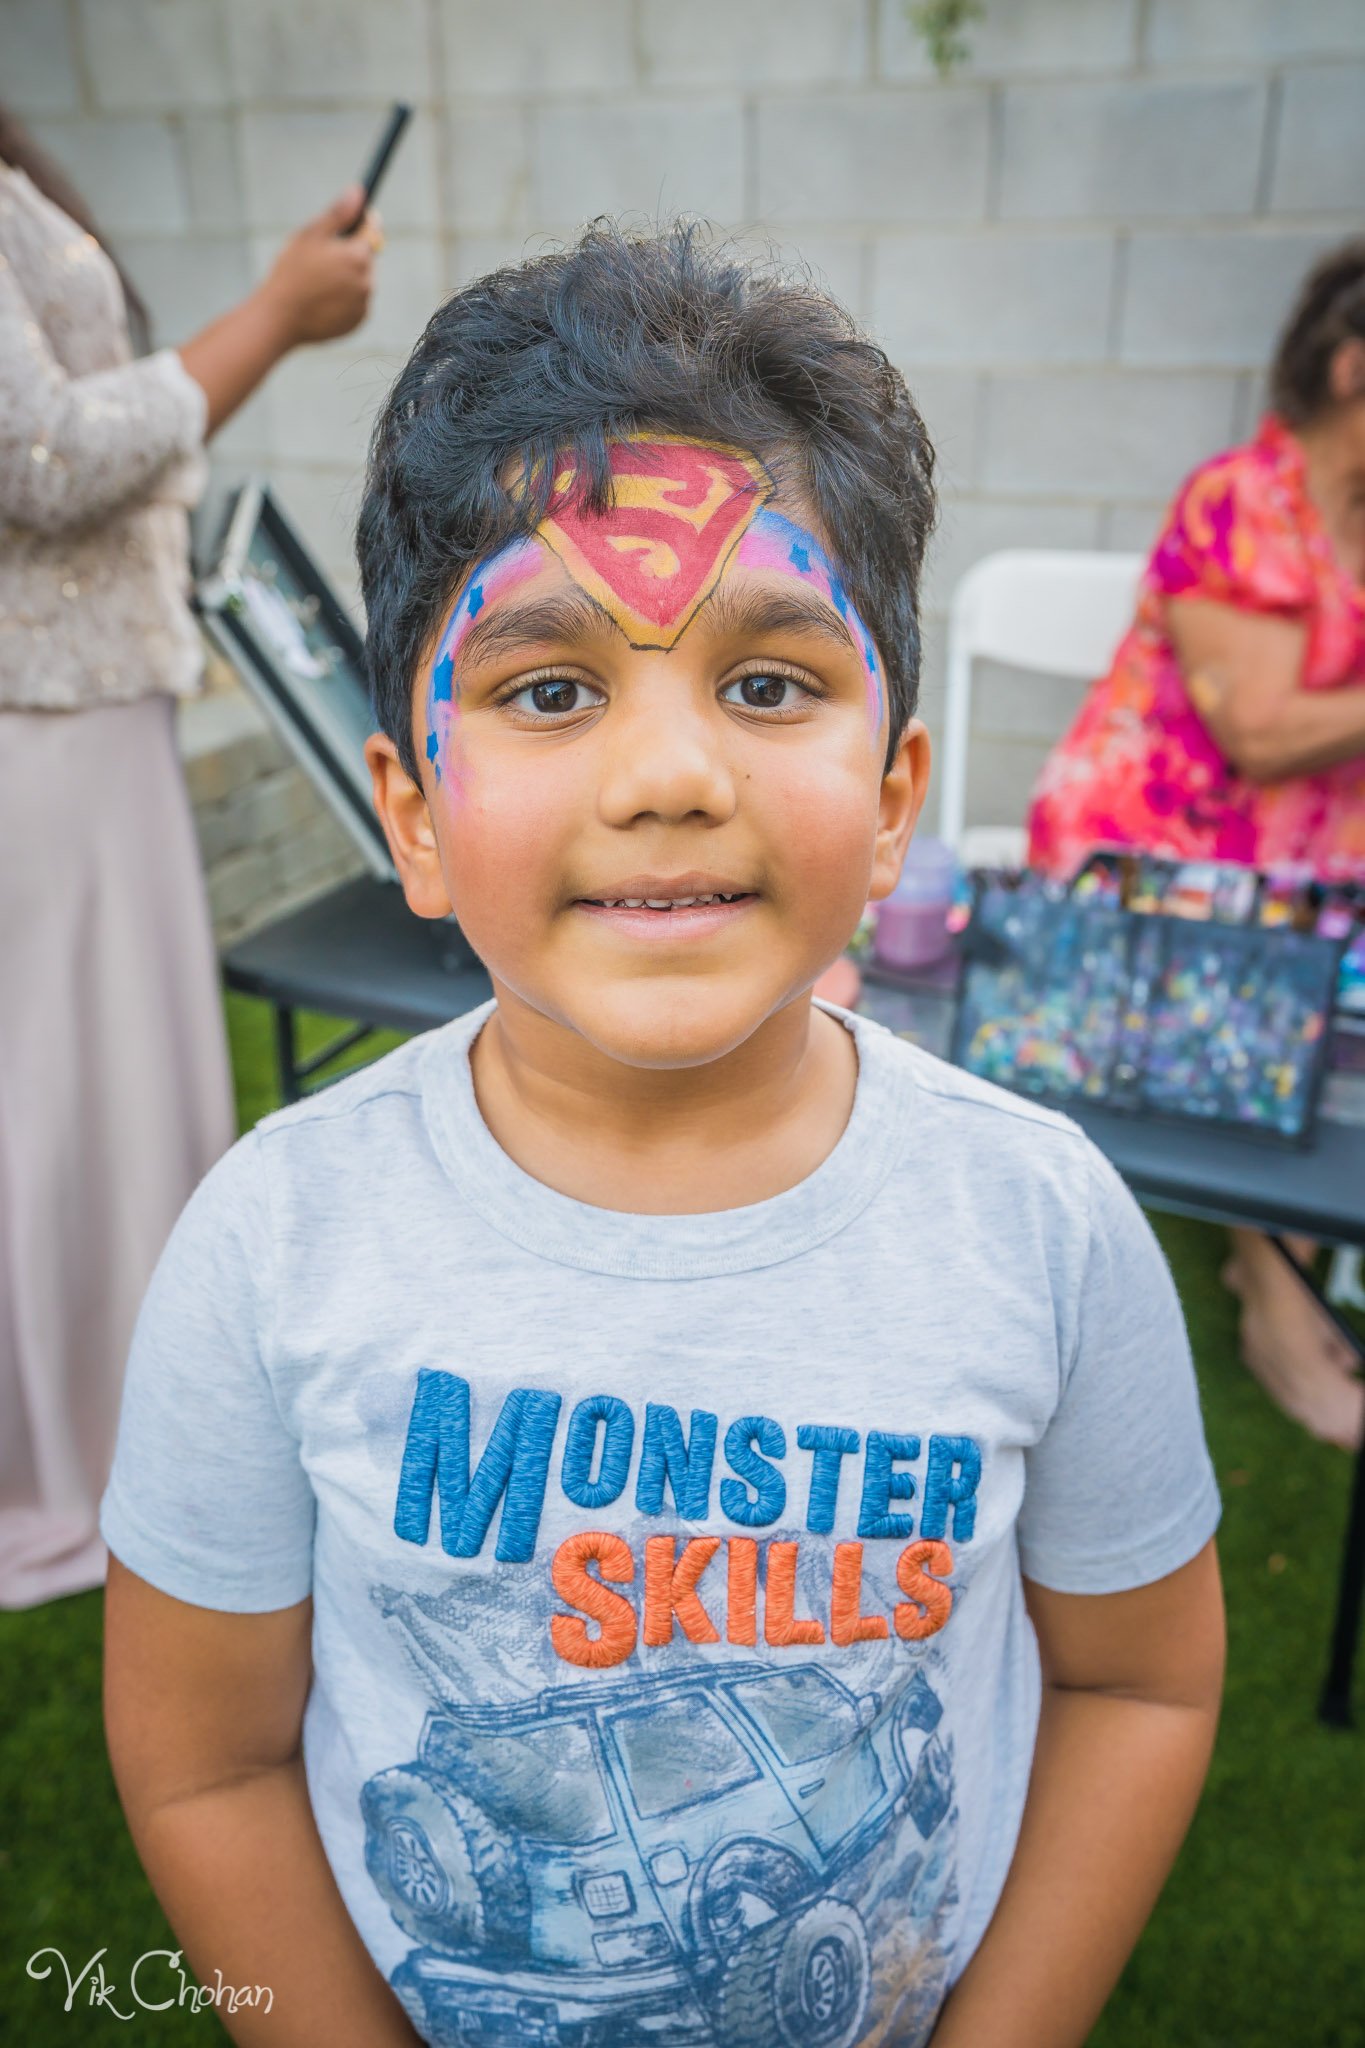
(0, 694, 234, 1607)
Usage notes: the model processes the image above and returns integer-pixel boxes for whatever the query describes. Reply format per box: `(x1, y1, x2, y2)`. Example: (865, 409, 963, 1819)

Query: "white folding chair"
(937, 549, 1145, 867)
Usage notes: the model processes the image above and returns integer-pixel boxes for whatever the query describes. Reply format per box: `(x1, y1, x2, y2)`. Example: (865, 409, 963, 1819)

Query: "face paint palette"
(197, 480, 397, 879)
(951, 854, 1356, 1144)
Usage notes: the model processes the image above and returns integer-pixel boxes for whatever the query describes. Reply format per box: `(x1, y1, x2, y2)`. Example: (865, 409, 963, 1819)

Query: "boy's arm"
(928, 1539, 1225, 2048)
(103, 1557, 421, 2047)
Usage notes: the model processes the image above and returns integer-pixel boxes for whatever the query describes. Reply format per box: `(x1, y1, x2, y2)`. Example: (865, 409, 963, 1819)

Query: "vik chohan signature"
(27, 1945, 273, 2019)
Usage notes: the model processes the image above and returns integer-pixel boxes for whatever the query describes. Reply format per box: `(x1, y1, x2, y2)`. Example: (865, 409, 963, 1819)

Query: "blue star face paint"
(736, 509, 886, 737)
(424, 537, 544, 792)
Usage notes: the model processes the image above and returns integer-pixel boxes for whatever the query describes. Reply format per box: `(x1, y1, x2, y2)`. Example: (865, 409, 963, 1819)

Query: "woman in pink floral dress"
(1028, 241, 1365, 1449)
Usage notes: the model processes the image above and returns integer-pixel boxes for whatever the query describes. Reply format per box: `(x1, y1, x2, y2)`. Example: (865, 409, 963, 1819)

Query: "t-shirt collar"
(421, 997, 912, 1279)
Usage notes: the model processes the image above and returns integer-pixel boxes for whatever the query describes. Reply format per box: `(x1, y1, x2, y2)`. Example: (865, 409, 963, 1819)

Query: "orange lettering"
(764, 1539, 825, 1646)
(830, 1540, 890, 1646)
(894, 1539, 954, 1641)
(550, 1530, 637, 1669)
(727, 1538, 758, 1645)
(643, 1535, 722, 1646)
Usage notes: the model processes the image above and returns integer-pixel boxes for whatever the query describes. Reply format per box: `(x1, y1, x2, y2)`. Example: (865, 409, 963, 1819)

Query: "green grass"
(1, 995, 1362, 2043)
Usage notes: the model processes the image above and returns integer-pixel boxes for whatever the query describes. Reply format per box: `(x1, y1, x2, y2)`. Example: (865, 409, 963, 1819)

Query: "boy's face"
(367, 437, 928, 1069)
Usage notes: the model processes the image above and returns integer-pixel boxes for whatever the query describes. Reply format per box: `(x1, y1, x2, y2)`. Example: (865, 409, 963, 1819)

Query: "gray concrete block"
(237, 765, 322, 847)
(443, 102, 532, 234)
(530, 100, 745, 228)
(446, 234, 546, 289)
(206, 841, 274, 927)
(1146, 0, 1365, 64)
(183, 115, 246, 233)
(77, 0, 231, 112)
(974, 657, 1093, 742)
(1099, 500, 1167, 552)
(895, 368, 981, 493)
(256, 347, 398, 469)
(1272, 66, 1365, 215)
(29, 117, 189, 235)
(981, 371, 1239, 500)
(871, 233, 1114, 366)
(727, 225, 867, 318)
(922, 495, 1103, 615)
(439, 0, 634, 94)
(757, 90, 989, 225)
(640, 0, 869, 89)
(0, 0, 82, 112)
(226, 0, 432, 103)
(964, 733, 1053, 831)
(238, 109, 439, 232)
(1000, 81, 1266, 220)
(1120, 231, 1338, 368)
(880, 0, 1139, 80)
(121, 236, 250, 347)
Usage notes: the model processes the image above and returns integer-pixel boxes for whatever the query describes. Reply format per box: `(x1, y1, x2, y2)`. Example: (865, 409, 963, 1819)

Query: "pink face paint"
(736, 508, 886, 735)
(424, 536, 543, 790)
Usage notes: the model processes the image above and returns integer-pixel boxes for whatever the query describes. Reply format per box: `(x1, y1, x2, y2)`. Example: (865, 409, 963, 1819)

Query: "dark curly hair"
(357, 220, 937, 780)
(1270, 237, 1365, 426)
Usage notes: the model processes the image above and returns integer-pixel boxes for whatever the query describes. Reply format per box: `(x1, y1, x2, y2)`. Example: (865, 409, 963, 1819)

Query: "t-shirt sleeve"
(99, 1129, 315, 1612)
(1149, 449, 1314, 618)
(1016, 1143, 1221, 1595)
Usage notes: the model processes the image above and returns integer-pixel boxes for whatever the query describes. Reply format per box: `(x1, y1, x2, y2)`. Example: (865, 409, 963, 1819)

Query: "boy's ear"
(364, 732, 454, 919)
(868, 718, 932, 903)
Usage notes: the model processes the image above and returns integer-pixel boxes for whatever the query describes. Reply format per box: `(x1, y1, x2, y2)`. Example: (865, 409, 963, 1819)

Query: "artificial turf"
(1, 991, 1361, 2045)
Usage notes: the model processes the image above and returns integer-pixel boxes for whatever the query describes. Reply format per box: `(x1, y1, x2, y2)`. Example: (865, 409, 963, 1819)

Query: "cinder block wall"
(4, 0, 1362, 926)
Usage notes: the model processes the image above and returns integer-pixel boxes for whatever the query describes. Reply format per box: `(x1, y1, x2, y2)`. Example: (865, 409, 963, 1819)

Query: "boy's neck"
(467, 992, 859, 1215)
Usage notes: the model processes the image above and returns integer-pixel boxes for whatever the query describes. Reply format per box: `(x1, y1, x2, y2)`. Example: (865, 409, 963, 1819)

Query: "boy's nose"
(594, 685, 738, 828)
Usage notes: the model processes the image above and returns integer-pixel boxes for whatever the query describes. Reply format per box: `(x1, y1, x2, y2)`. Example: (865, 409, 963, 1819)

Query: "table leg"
(275, 1005, 300, 1107)
(1268, 1235, 1365, 1728)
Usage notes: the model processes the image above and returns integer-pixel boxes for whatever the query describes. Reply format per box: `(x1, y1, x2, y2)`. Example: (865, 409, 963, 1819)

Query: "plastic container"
(873, 837, 959, 972)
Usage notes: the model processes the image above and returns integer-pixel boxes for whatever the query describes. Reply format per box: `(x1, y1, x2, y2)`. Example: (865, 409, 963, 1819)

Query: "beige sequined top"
(0, 161, 209, 710)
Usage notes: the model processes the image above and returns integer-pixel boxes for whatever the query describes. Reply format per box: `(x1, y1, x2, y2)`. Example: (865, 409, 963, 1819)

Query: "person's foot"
(1226, 1268, 1365, 1449)
(1221, 1252, 1359, 1375)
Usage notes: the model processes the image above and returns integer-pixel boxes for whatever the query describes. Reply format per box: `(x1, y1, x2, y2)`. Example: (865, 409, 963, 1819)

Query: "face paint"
(539, 436, 772, 648)
(737, 508, 885, 736)
(424, 536, 542, 788)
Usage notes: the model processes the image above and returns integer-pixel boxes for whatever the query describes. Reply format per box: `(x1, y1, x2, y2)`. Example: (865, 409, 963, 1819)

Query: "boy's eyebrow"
(454, 588, 622, 669)
(701, 583, 858, 653)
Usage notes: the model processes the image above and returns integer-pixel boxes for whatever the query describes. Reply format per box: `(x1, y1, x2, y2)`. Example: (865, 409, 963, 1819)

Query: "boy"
(102, 224, 1223, 2048)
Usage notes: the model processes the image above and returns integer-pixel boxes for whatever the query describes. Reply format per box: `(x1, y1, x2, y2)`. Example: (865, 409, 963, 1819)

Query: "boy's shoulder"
(251, 1004, 493, 1150)
(852, 1007, 1090, 1154)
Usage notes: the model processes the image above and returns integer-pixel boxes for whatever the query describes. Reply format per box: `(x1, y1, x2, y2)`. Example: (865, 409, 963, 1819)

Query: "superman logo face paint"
(539, 437, 773, 648)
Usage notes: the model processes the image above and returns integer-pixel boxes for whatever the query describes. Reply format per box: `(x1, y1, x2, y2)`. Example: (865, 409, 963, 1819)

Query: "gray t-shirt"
(101, 999, 1219, 2048)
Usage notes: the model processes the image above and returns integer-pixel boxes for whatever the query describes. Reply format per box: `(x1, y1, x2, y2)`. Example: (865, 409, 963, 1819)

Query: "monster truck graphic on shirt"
(360, 1610, 955, 2048)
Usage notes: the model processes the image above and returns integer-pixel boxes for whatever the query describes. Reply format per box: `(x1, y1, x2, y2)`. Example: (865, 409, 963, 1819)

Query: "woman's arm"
(929, 1540, 1225, 2048)
(103, 1556, 419, 2048)
(0, 186, 374, 535)
(178, 185, 376, 437)
(1169, 596, 1365, 781)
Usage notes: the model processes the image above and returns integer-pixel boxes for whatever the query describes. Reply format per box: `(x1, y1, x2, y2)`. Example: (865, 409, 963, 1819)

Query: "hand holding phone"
(342, 102, 413, 236)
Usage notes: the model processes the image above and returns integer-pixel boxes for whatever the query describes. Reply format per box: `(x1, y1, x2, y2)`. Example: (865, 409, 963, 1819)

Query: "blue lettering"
(561, 1394, 634, 1510)
(857, 1430, 921, 1540)
(797, 1424, 861, 1534)
(634, 1403, 718, 1520)
(393, 1370, 561, 1563)
(921, 1434, 981, 1542)
(719, 1415, 786, 1527)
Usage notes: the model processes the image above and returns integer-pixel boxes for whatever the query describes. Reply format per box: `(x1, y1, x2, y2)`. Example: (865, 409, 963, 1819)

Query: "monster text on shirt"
(392, 1373, 982, 1669)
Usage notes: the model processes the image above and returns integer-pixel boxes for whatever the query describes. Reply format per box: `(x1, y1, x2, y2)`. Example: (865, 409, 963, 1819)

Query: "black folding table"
(223, 874, 1365, 1727)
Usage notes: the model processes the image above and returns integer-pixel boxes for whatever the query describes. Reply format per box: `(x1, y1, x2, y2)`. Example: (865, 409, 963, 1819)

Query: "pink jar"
(873, 837, 958, 972)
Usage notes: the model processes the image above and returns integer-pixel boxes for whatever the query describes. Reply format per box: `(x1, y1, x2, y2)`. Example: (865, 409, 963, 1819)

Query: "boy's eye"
(509, 678, 603, 718)
(721, 672, 811, 712)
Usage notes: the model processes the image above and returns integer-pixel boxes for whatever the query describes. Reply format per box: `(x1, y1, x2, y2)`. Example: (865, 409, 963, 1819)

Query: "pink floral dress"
(1027, 415, 1365, 882)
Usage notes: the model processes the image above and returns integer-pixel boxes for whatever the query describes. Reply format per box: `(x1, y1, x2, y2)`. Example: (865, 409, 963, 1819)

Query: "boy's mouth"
(573, 876, 759, 936)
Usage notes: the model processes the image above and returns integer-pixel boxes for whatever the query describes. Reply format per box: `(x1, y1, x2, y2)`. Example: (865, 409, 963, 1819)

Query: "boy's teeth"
(593, 892, 743, 908)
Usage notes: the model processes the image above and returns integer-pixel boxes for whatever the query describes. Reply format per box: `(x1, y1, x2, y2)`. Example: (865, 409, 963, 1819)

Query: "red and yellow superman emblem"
(539, 437, 774, 648)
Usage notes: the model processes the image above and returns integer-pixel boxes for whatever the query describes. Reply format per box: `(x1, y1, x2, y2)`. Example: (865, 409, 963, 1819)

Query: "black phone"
(342, 102, 412, 235)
